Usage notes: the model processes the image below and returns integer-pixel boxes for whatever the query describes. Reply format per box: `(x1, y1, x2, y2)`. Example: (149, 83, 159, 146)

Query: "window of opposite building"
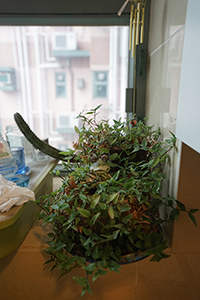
(93, 71, 108, 98)
(55, 73, 66, 98)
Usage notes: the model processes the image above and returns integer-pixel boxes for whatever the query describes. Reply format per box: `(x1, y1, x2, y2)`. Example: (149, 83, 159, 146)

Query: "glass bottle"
(5, 125, 35, 164)
(0, 133, 18, 179)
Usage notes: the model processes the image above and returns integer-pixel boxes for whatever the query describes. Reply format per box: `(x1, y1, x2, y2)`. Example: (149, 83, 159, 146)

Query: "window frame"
(0, 0, 151, 119)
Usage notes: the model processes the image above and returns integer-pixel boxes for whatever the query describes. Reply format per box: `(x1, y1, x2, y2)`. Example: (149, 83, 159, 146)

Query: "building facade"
(0, 26, 128, 149)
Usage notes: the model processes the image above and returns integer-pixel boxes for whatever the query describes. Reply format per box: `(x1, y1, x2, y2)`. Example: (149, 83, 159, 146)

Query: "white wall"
(176, 0, 200, 154)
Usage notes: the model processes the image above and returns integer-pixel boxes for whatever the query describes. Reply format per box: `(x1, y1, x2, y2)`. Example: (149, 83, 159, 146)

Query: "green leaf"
(188, 212, 197, 226)
(47, 232, 55, 238)
(161, 253, 171, 259)
(153, 157, 160, 167)
(99, 147, 109, 153)
(86, 111, 94, 115)
(77, 207, 91, 218)
(108, 260, 121, 273)
(55, 169, 60, 176)
(51, 203, 60, 210)
(92, 271, 100, 282)
(109, 152, 118, 160)
(142, 138, 147, 148)
(112, 229, 120, 239)
(92, 246, 99, 259)
(106, 192, 119, 204)
(92, 268, 108, 282)
(79, 235, 87, 245)
(110, 139, 117, 146)
(90, 195, 100, 209)
(93, 104, 102, 111)
(83, 263, 96, 274)
(81, 288, 87, 297)
(58, 256, 75, 270)
(71, 225, 78, 231)
(133, 139, 140, 152)
(56, 252, 67, 261)
(130, 167, 138, 176)
(90, 212, 101, 225)
(82, 227, 92, 236)
(73, 276, 87, 287)
(66, 256, 76, 268)
(76, 257, 86, 266)
(55, 242, 66, 251)
(160, 154, 168, 163)
(83, 236, 94, 246)
(74, 126, 80, 133)
(108, 206, 115, 219)
(107, 161, 119, 167)
(169, 208, 180, 221)
(118, 204, 131, 212)
(176, 200, 185, 211)
(190, 209, 199, 214)
(122, 214, 133, 223)
(112, 170, 120, 181)
(98, 268, 108, 275)
(86, 283, 93, 295)
(150, 255, 163, 262)
(135, 241, 142, 249)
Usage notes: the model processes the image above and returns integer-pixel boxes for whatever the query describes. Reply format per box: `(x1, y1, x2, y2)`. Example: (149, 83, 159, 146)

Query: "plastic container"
(9, 174, 30, 187)
(10, 147, 26, 173)
(0, 133, 18, 179)
(5, 125, 35, 164)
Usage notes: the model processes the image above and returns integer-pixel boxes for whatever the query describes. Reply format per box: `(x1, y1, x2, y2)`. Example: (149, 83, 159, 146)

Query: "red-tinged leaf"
(108, 206, 115, 219)
(74, 126, 80, 133)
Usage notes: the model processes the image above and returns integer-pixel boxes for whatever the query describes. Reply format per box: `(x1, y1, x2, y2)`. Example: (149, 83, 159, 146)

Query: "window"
(55, 73, 66, 98)
(0, 26, 128, 149)
(93, 71, 108, 98)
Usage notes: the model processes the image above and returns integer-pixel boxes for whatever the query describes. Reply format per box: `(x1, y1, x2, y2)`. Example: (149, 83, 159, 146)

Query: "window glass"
(55, 73, 66, 98)
(0, 26, 128, 149)
(93, 71, 108, 98)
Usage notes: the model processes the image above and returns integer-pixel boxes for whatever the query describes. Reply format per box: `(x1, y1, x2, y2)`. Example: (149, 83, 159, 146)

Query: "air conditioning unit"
(0, 67, 16, 91)
(57, 112, 79, 129)
(53, 32, 77, 51)
(0, 72, 12, 85)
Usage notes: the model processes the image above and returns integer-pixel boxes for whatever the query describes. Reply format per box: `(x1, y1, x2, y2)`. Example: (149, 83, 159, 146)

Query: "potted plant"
(14, 105, 198, 297)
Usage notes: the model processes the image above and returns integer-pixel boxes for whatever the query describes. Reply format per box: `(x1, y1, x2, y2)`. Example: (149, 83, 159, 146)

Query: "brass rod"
(132, 8, 137, 57)
(135, 2, 140, 45)
(133, 45, 137, 114)
(140, 7, 145, 44)
(129, 4, 134, 51)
